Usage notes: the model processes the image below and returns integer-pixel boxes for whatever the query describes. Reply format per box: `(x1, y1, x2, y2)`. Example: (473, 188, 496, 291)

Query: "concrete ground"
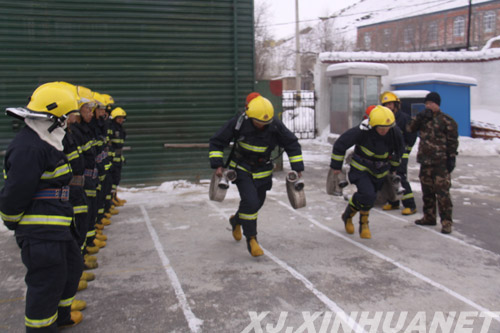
(1, 140, 500, 332)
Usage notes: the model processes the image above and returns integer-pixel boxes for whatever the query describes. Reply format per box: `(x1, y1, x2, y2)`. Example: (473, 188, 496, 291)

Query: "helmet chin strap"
(47, 116, 66, 133)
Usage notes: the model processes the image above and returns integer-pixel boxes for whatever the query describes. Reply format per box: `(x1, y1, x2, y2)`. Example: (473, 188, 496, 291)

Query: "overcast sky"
(254, 0, 359, 39)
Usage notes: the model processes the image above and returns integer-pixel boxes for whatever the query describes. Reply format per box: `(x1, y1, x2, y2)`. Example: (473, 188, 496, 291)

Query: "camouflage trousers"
(419, 164, 453, 226)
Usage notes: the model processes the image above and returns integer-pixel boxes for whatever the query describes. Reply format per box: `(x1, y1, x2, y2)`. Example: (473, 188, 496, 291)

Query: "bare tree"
(254, 1, 274, 80)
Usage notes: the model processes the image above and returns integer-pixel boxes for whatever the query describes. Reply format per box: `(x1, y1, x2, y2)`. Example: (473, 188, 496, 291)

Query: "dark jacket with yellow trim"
(0, 126, 74, 240)
(209, 115, 304, 183)
(72, 121, 98, 191)
(330, 125, 404, 179)
(109, 120, 126, 164)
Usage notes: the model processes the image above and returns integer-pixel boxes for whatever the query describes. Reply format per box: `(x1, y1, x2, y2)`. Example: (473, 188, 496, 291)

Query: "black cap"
(424, 92, 441, 106)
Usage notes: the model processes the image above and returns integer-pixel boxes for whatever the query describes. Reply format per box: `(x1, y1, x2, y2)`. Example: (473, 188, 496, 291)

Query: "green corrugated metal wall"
(0, 0, 254, 186)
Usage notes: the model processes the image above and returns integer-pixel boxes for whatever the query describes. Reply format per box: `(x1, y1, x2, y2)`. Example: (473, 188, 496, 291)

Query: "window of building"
(427, 22, 438, 42)
(404, 27, 414, 44)
(364, 32, 371, 49)
(484, 11, 496, 33)
(453, 16, 465, 37)
(383, 29, 391, 47)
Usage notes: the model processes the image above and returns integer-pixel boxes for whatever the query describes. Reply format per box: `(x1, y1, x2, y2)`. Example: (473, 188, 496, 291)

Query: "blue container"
(391, 74, 477, 137)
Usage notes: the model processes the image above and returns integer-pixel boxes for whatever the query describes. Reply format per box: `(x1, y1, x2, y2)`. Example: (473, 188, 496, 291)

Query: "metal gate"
(282, 90, 316, 139)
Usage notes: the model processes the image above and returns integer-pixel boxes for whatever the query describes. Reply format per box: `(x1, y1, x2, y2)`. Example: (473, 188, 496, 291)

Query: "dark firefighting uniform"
(209, 115, 304, 238)
(387, 110, 418, 209)
(331, 125, 404, 211)
(63, 124, 89, 248)
(0, 126, 83, 331)
(109, 119, 126, 193)
(73, 121, 98, 248)
(93, 117, 113, 222)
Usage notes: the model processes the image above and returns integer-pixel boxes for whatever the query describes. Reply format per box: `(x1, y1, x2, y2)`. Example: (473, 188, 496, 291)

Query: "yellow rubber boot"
(84, 260, 98, 270)
(77, 280, 87, 291)
(247, 237, 264, 257)
(104, 213, 112, 219)
(58, 311, 83, 329)
(95, 233, 107, 241)
(71, 300, 87, 311)
(109, 206, 119, 215)
(93, 239, 106, 248)
(382, 203, 399, 211)
(401, 207, 417, 215)
(341, 204, 358, 234)
(86, 245, 99, 255)
(84, 254, 97, 262)
(229, 215, 242, 241)
(81, 272, 95, 282)
(100, 217, 111, 226)
(95, 223, 104, 230)
(359, 211, 372, 239)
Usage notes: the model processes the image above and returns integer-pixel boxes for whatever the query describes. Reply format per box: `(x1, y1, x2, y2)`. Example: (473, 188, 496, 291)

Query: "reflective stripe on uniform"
(390, 160, 400, 167)
(3, 169, 7, 180)
(402, 153, 409, 159)
(85, 189, 97, 197)
(402, 193, 414, 200)
(87, 229, 96, 238)
(359, 146, 389, 159)
(238, 212, 258, 221)
(73, 205, 88, 215)
(98, 208, 105, 214)
(289, 155, 303, 163)
(229, 161, 273, 180)
(59, 296, 75, 308)
(41, 164, 71, 180)
(25, 312, 57, 328)
(66, 150, 79, 162)
(0, 210, 23, 222)
(350, 160, 389, 179)
(19, 215, 72, 227)
(111, 138, 124, 144)
(209, 151, 223, 158)
(238, 142, 268, 153)
(331, 153, 344, 162)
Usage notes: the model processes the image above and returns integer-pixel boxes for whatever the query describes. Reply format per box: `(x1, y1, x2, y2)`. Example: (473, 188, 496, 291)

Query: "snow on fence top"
(392, 73, 478, 86)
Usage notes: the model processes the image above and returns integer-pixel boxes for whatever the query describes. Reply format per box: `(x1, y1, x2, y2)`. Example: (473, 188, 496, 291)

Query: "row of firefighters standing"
(209, 91, 458, 256)
(0, 81, 127, 331)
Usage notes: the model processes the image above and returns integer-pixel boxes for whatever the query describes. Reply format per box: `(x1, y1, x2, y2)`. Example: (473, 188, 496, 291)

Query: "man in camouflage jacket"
(407, 92, 459, 234)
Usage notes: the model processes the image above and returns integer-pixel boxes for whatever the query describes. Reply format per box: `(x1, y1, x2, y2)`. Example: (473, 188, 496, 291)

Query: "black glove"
(446, 157, 456, 173)
(416, 108, 433, 122)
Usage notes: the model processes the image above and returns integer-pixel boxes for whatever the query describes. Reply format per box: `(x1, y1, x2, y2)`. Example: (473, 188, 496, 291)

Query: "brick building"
(357, 0, 500, 51)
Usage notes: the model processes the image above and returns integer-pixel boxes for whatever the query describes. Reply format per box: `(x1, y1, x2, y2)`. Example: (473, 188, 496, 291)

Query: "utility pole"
(295, 0, 301, 104)
(466, 0, 472, 50)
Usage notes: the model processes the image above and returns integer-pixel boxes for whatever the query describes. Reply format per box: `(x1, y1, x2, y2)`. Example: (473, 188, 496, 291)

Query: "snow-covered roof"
(319, 48, 500, 63)
(392, 73, 478, 86)
(330, 0, 494, 41)
(326, 62, 389, 76)
(392, 90, 430, 98)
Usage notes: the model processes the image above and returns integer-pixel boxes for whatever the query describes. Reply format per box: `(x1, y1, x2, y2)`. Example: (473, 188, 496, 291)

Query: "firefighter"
(209, 95, 304, 257)
(92, 92, 116, 232)
(109, 107, 127, 207)
(331, 105, 404, 239)
(71, 89, 101, 266)
(380, 91, 418, 215)
(0, 82, 84, 330)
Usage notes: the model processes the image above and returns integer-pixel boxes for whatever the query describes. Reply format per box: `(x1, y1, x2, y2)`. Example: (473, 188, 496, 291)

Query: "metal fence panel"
(282, 90, 316, 139)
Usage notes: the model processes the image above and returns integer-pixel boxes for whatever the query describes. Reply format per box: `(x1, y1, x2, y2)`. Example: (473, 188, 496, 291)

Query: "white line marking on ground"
(140, 205, 203, 333)
(207, 200, 367, 333)
(372, 208, 500, 258)
(272, 198, 500, 324)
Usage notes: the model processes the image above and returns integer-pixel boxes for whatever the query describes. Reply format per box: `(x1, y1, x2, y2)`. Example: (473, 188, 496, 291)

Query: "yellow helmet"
(101, 93, 115, 113)
(111, 107, 126, 119)
(76, 85, 95, 109)
(93, 92, 107, 109)
(26, 82, 79, 118)
(369, 105, 395, 128)
(246, 96, 274, 123)
(380, 91, 400, 105)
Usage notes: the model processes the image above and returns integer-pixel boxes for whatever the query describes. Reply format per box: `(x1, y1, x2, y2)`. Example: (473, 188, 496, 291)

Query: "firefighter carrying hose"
(330, 105, 404, 239)
(1, 82, 84, 330)
(209, 94, 304, 257)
